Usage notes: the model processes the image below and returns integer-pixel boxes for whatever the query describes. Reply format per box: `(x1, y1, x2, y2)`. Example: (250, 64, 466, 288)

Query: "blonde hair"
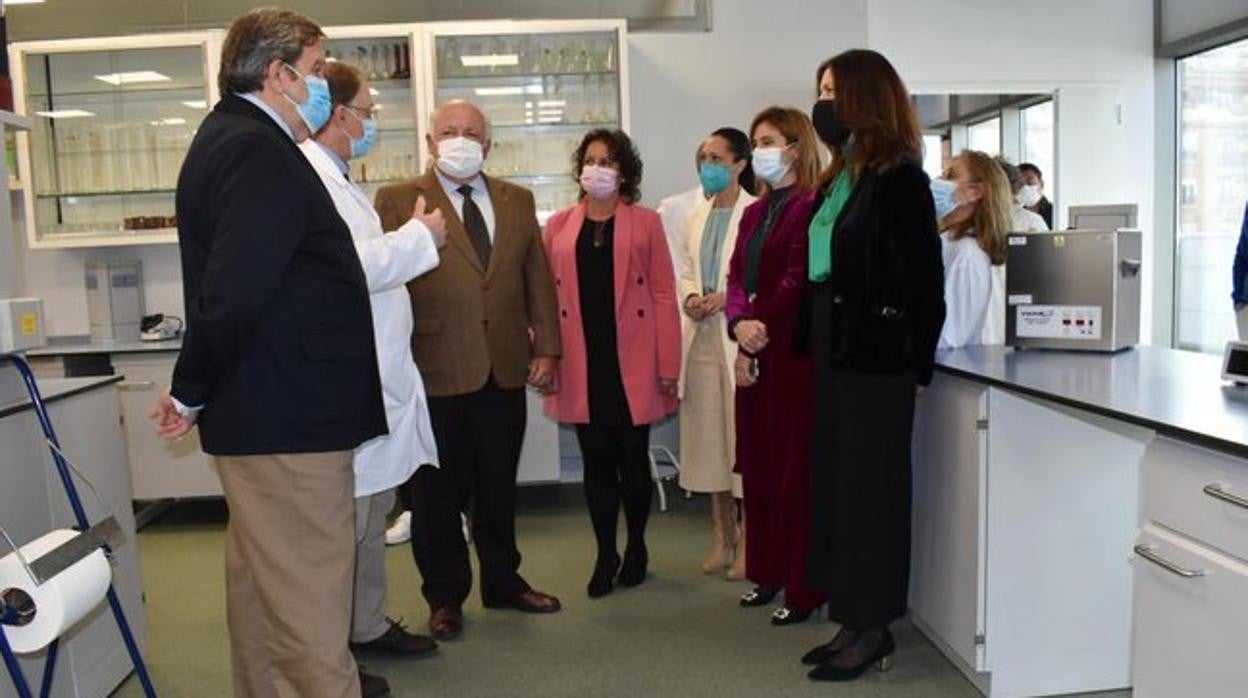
(947, 150, 1012, 265)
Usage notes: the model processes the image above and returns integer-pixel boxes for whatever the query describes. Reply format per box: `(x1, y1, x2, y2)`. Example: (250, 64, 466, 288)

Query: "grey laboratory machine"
(1005, 229, 1141, 352)
(85, 260, 145, 341)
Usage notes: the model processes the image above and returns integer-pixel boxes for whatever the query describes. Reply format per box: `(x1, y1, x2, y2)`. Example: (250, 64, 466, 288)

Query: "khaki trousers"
(216, 452, 361, 698)
(351, 488, 396, 643)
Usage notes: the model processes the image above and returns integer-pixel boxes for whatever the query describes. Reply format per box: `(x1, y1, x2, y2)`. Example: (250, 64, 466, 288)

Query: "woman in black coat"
(798, 49, 946, 681)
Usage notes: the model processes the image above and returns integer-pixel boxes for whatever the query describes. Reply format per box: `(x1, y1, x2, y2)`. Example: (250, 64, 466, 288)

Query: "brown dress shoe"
(351, 618, 438, 658)
(359, 670, 390, 698)
(482, 589, 562, 613)
(428, 605, 464, 640)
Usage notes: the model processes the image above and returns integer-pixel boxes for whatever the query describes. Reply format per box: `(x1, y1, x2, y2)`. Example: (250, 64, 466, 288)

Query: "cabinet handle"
(1204, 483, 1248, 511)
(1134, 544, 1205, 579)
(117, 381, 156, 391)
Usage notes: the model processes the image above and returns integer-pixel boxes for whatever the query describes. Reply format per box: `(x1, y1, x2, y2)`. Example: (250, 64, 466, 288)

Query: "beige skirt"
(678, 321, 742, 496)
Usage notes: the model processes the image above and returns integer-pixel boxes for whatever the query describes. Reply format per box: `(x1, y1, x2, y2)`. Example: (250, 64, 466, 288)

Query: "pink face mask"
(580, 165, 619, 200)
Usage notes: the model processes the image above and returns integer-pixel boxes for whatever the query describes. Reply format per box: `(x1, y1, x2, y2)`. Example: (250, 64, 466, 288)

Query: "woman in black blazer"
(798, 49, 946, 681)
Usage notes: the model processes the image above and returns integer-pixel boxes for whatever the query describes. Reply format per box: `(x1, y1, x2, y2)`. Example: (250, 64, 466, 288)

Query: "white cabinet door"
(112, 354, 221, 499)
(1133, 524, 1248, 698)
(1143, 436, 1248, 564)
(517, 388, 560, 484)
(910, 373, 989, 673)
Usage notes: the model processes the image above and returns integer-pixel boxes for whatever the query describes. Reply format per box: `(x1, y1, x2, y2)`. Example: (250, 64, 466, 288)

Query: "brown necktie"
(458, 184, 491, 267)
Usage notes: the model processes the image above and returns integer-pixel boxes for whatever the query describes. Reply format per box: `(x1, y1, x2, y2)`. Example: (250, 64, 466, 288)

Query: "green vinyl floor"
(114, 487, 1131, 698)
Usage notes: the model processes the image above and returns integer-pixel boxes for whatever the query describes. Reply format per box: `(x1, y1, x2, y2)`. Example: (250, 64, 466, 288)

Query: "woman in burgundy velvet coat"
(724, 106, 825, 626)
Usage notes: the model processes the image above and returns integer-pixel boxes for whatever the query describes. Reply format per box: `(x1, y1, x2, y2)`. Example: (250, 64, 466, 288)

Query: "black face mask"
(811, 99, 851, 148)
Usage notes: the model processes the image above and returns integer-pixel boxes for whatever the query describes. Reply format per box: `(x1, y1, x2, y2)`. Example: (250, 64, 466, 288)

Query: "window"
(1175, 37, 1248, 353)
(967, 116, 1001, 156)
(922, 133, 944, 179)
(1020, 100, 1055, 200)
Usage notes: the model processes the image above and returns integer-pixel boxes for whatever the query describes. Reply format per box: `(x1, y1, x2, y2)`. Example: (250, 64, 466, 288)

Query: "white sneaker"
(385, 511, 412, 546)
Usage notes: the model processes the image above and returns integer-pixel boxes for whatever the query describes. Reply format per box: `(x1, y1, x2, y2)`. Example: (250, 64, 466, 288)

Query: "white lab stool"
(648, 445, 688, 512)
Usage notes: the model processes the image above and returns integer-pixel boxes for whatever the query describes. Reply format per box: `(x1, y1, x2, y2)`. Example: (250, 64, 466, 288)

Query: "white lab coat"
(939, 232, 993, 349)
(300, 141, 441, 497)
(676, 191, 757, 397)
(657, 185, 707, 272)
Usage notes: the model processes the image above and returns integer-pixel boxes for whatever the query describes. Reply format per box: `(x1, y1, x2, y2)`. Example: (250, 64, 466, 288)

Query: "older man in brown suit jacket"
(375, 100, 561, 640)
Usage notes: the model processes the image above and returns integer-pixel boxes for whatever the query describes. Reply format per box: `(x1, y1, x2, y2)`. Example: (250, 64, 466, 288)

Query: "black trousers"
(575, 421, 652, 562)
(403, 380, 528, 608)
(806, 285, 916, 630)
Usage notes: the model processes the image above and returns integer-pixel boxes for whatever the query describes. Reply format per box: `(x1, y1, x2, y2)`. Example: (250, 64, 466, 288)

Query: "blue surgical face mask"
(699, 162, 732, 196)
(340, 108, 378, 159)
(281, 62, 332, 133)
(930, 178, 958, 221)
(752, 146, 792, 185)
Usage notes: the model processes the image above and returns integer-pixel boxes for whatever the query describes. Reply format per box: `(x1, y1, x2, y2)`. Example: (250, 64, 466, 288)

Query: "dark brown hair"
(748, 106, 822, 193)
(323, 61, 364, 109)
(219, 8, 324, 95)
(572, 128, 643, 203)
(815, 49, 922, 189)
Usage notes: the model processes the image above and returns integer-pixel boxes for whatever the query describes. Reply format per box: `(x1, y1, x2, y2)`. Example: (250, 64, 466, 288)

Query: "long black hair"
(709, 127, 756, 196)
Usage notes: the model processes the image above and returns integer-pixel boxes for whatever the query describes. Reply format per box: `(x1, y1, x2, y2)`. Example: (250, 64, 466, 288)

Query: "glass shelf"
(35, 187, 176, 199)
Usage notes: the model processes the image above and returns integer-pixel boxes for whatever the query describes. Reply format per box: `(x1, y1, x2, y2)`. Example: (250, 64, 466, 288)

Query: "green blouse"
(808, 169, 854, 282)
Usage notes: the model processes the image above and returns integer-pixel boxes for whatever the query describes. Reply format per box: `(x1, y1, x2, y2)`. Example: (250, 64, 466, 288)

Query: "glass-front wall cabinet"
(14, 35, 214, 247)
(11, 21, 629, 247)
(423, 22, 627, 221)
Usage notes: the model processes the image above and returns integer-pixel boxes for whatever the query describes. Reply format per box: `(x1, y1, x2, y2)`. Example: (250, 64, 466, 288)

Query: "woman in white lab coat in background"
(301, 61, 448, 694)
(930, 150, 1012, 348)
(677, 127, 757, 580)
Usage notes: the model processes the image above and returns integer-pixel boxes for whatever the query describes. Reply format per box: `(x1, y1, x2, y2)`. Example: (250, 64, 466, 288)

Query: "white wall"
(866, 0, 1156, 341)
(628, 0, 866, 206)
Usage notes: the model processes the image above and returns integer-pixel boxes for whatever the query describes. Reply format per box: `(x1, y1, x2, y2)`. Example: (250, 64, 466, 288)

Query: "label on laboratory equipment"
(1015, 305, 1103, 340)
(20, 314, 37, 336)
(1008, 236, 1028, 246)
(1008, 294, 1033, 305)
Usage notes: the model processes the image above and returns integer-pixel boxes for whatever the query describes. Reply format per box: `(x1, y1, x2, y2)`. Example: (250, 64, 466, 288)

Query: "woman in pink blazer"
(544, 129, 681, 599)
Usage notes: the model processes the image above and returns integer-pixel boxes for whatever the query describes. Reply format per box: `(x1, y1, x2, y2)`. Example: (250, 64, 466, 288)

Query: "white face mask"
(436, 136, 485, 179)
(752, 146, 792, 185)
(1017, 184, 1042, 207)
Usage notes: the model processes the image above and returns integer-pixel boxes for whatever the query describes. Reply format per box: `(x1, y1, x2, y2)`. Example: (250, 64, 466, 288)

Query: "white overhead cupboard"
(9, 19, 630, 250)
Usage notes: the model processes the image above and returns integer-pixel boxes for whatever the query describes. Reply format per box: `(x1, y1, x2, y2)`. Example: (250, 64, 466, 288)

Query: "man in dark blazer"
(375, 100, 561, 641)
(152, 8, 386, 698)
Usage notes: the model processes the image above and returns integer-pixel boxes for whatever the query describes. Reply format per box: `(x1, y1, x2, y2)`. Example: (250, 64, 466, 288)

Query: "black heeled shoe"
(801, 627, 855, 665)
(617, 547, 648, 587)
(770, 605, 816, 626)
(739, 585, 779, 607)
(807, 629, 896, 682)
(587, 556, 621, 598)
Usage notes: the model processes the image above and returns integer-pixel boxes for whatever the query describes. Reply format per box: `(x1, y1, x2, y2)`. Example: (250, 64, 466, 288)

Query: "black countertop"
(26, 336, 183, 356)
(935, 345, 1248, 458)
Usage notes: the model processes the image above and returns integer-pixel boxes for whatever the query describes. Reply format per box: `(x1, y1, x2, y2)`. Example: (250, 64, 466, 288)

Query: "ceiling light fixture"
(35, 109, 95, 119)
(94, 71, 171, 86)
(460, 54, 519, 68)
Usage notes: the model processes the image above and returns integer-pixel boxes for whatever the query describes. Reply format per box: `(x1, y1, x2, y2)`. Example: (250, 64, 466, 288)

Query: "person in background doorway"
(801, 49, 945, 682)
(543, 129, 681, 598)
(374, 99, 563, 641)
(930, 150, 1011, 348)
(152, 8, 384, 697)
(657, 143, 709, 267)
(726, 106, 825, 627)
(302, 61, 447, 697)
(1018, 162, 1053, 229)
(677, 127, 757, 580)
(1232, 200, 1248, 339)
(996, 157, 1049, 233)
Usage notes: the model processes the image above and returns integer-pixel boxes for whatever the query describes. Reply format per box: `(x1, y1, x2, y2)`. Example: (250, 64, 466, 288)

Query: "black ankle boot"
(617, 546, 648, 587)
(587, 555, 621, 598)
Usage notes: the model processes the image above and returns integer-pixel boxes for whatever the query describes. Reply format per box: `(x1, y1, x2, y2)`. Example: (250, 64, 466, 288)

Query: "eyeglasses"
(344, 103, 379, 120)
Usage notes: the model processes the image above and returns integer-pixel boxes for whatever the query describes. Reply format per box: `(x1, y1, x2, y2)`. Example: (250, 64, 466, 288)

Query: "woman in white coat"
(677, 128, 757, 579)
(301, 62, 446, 690)
(930, 150, 1012, 349)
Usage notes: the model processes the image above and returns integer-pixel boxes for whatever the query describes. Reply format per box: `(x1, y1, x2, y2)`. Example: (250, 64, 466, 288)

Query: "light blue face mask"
(930, 178, 959, 221)
(281, 62, 332, 133)
(699, 162, 732, 196)
(341, 108, 378, 159)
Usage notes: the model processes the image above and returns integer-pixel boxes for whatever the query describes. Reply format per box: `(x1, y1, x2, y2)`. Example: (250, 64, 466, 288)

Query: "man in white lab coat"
(301, 61, 447, 698)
